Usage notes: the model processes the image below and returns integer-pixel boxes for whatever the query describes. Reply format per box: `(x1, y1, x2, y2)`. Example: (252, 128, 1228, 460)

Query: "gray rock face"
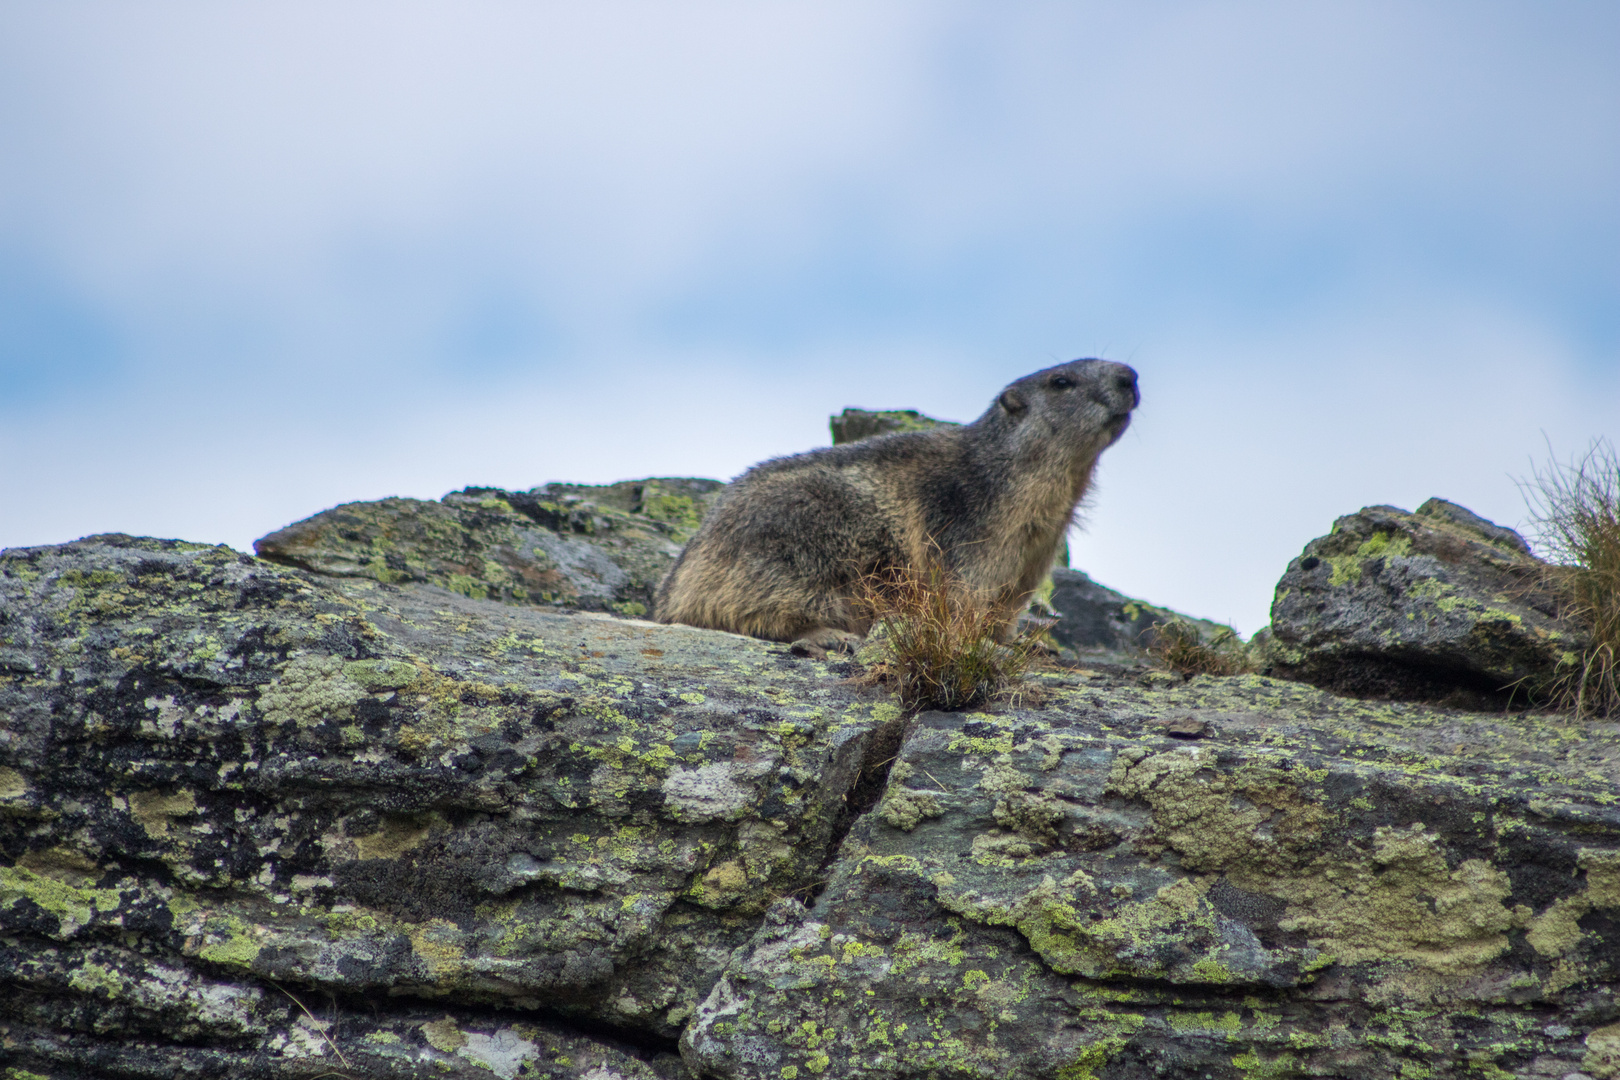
(254, 477, 725, 617)
(685, 685, 1620, 1080)
(1267, 498, 1584, 701)
(5, 511, 1620, 1079)
(829, 408, 956, 446)
(1046, 567, 1230, 656)
(1, 535, 896, 1076)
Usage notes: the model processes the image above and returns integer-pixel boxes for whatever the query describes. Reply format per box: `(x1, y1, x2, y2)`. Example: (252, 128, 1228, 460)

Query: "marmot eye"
(1050, 376, 1075, 389)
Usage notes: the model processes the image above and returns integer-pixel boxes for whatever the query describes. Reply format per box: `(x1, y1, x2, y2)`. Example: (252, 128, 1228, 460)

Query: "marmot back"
(654, 359, 1139, 651)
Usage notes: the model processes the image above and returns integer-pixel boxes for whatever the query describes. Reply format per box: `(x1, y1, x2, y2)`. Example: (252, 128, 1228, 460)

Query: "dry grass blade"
(857, 559, 1038, 712)
(1522, 438, 1620, 718)
(272, 981, 355, 1077)
(1146, 618, 1252, 678)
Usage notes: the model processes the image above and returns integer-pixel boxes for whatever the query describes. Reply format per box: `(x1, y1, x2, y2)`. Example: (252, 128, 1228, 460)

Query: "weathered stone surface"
(685, 671, 1620, 1079)
(829, 408, 956, 446)
(0, 535, 895, 1075)
(1046, 567, 1229, 657)
(6, 513, 1620, 1079)
(2, 985, 694, 1080)
(1267, 498, 1585, 701)
(254, 477, 725, 617)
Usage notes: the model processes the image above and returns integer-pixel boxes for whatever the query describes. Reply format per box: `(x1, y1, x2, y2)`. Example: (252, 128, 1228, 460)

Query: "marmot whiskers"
(654, 359, 1139, 652)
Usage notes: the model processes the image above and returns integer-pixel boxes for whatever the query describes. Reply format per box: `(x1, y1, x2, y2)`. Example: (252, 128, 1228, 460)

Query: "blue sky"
(2, 1, 1616, 634)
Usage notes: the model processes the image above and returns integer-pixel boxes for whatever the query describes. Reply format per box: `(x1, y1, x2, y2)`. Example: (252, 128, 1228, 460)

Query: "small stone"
(1161, 715, 1210, 739)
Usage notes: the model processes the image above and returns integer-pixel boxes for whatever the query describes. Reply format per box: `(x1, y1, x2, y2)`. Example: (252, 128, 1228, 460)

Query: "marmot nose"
(1098, 362, 1139, 410)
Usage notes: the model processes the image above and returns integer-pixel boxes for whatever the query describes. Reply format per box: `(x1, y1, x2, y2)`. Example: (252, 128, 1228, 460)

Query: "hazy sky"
(2, 1, 1616, 634)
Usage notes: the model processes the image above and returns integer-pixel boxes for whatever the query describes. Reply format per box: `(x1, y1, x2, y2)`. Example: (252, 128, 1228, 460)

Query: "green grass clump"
(1145, 618, 1252, 678)
(1524, 439, 1620, 718)
(858, 562, 1038, 712)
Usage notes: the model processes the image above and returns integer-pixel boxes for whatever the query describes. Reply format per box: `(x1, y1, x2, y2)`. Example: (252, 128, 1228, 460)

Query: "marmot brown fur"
(654, 359, 1139, 650)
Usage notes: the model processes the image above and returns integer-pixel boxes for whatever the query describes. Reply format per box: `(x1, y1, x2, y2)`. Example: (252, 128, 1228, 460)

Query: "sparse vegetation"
(857, 560, 1039, 712)
(1145, 618, 1253, 678)
(1523, 439, 1620, 718)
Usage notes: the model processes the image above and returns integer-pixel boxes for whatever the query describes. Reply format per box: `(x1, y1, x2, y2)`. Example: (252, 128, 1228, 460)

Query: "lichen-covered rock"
(0, 535, 895, 1075)
(6, 519, 1620, 1080)
(2, 964, 695, 1080)
(829, 408, 956, 445)
(1267, 498, 1584, 701)
(1046, 567, 1230, 657)
(685, 670, 1620, 1080)
(253, 477, 724, 617)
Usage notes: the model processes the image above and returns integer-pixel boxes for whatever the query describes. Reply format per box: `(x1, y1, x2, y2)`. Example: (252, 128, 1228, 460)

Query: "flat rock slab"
(253, 477, 724, 616)
(1268, 498, 1583, 701)
(0, 535, 895, 1075)
(685, 668, 1620, 1080)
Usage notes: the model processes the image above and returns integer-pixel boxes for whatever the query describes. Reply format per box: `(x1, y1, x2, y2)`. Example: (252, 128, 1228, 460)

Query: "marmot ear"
(998, 388, 1028, 416)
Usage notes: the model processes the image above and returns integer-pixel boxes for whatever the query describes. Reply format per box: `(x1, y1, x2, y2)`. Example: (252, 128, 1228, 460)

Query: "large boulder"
(254, 477, 725, 617)
(1266, 498, 1585, 702)
(1, 535, 897, 1075)
(685, 676, 1620, 1080)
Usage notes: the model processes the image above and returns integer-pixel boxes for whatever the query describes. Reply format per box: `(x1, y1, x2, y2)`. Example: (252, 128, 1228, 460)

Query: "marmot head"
(993, 359, 1139, 457)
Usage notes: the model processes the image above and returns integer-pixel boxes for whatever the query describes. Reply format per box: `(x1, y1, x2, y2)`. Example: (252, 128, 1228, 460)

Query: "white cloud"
(1, 1, 1616, 635)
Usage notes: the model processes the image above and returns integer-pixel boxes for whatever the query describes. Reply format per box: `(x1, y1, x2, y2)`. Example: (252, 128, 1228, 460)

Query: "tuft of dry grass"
(1523, 439, 1620, 718)
(1145, 618, 1252, 678)
(856, 561, 1039, 712)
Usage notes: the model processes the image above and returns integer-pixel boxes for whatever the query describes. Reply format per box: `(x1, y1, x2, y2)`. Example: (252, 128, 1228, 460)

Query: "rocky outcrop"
(686, 683, 1620, 1079)
(829, 409, 956, 446)
(1, 535, 896, 1076)
(1266, 498, 1585, 702)
(4, 502, 1620, 1079)
(1045, 568, 1231, 657)
(254, 478, 724, 617)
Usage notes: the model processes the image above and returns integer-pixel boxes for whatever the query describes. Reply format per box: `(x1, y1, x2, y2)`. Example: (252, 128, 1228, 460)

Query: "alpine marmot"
(654, 359, 1139, 651)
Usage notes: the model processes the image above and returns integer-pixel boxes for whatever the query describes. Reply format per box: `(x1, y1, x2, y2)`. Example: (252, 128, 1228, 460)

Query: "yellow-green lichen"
(66, 960, 125, 997)
(1232, 1049, 1300, 1078)
(343, 658, 420, 690)
(1055, 1035, 1130, 1079)
(0, 766, 31, 804)
(1107, 746, 1517, 974)
(421, 1016, 468, 1052)
(1327, 531, 1413, 586)
(127, 789, 197, 839)
(196, 913, 264, 969)
(0, 865, 124, 935)
(1526, 848, 1620, 957)
(879, 771, 944, 832)
(257, 654, 367, 730)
